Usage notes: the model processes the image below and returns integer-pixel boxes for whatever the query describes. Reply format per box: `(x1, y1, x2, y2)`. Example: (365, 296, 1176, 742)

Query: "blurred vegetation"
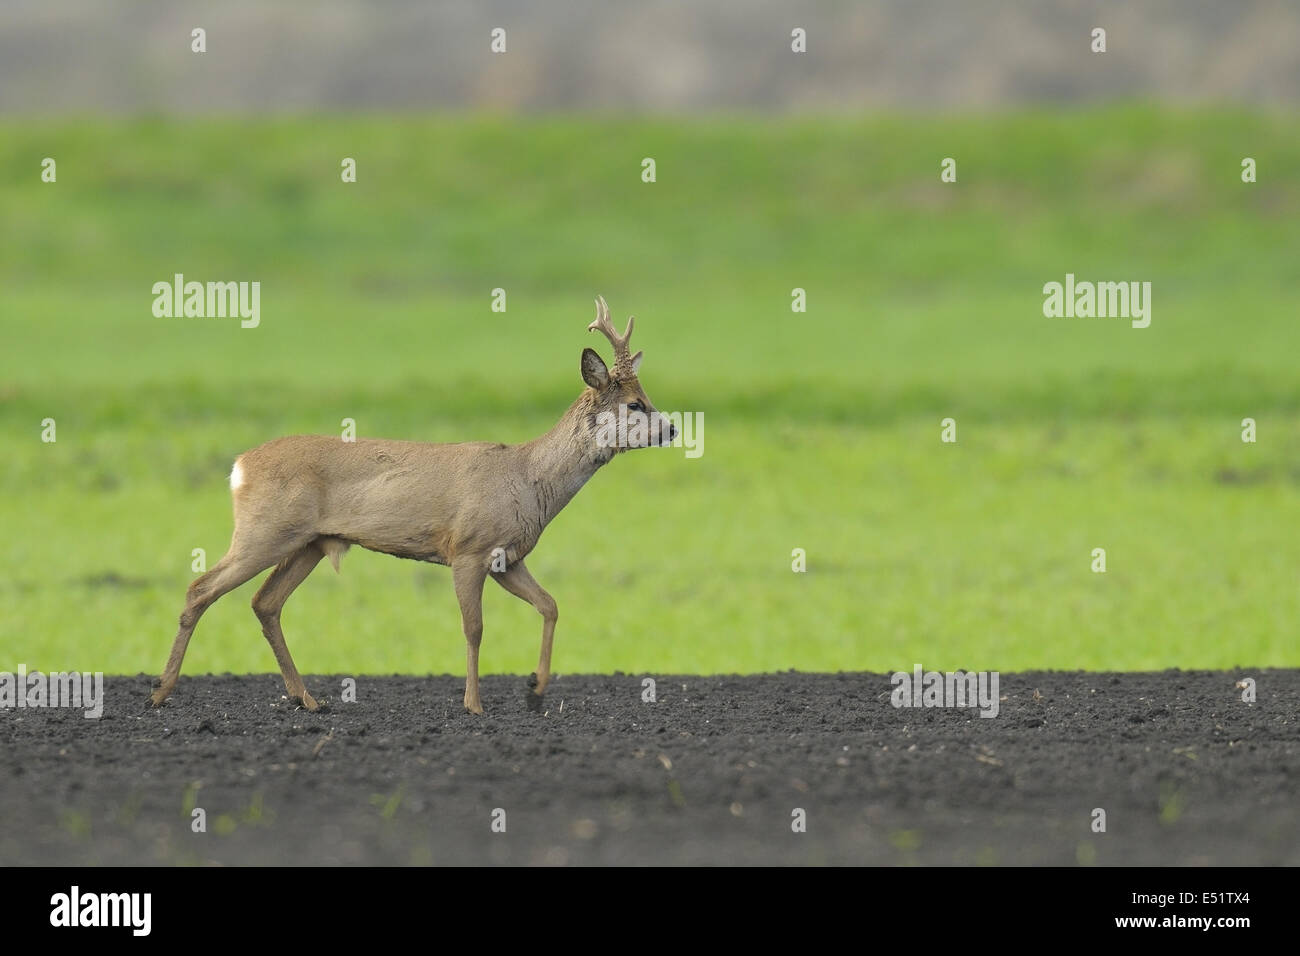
(2, 108, 1297, 676)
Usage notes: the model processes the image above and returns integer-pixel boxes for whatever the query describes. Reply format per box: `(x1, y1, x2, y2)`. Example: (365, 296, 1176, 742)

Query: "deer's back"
(232, 434, 536, 563)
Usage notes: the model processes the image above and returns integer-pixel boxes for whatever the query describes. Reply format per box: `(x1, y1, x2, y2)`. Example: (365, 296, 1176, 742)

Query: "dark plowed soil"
(1, 671, 1296, 865)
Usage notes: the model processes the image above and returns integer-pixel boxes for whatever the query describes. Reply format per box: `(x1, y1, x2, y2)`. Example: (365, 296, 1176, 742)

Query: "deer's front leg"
(491, 560, 558, 699)
(452, 557, 489, 714)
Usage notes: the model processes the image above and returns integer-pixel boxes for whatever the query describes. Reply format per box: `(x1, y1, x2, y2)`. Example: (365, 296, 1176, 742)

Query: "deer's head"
(581, 295, 677, 454)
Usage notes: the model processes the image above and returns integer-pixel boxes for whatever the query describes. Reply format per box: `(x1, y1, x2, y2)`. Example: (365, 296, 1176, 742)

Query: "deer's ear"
(630, 350, 643, 374)
(581, 348, 609, 389)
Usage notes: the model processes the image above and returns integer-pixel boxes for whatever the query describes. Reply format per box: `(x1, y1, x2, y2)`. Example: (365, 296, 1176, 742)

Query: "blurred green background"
(2, 109, 1298, 676)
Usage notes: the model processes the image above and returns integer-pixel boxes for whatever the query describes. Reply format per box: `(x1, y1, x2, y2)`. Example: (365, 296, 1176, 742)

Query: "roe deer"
(150, 296, 676, 714)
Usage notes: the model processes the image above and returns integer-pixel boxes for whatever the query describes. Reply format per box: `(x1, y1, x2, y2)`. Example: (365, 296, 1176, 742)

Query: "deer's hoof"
(527, 672, 550, 696)
(292, 693, 322, 712)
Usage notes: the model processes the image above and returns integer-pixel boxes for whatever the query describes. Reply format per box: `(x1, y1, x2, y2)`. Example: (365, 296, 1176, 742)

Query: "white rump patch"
(229, 460, 244, 491)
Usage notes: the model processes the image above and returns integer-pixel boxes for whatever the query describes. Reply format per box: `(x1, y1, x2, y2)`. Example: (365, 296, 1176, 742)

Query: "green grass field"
(3, 108, 1298, 677)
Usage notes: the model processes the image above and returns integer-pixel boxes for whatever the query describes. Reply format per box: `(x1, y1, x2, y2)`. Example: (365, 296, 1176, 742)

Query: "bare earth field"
(1, 671, 1295, 866)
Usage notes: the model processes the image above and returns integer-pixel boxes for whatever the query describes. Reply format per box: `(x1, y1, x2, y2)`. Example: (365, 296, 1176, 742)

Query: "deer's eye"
(627, 402, 645, 413)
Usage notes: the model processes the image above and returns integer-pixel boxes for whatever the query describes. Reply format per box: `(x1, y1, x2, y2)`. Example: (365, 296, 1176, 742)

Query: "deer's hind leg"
(252, 540, 331, 710)
(151, 526, 316, 707)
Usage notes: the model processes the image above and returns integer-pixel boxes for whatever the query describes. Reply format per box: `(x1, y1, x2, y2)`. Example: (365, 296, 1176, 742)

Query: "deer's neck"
(525, 392, 613, 527)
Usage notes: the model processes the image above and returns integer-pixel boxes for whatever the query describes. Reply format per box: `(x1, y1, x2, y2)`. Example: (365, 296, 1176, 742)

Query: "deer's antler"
(588, 295, 635, 366)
